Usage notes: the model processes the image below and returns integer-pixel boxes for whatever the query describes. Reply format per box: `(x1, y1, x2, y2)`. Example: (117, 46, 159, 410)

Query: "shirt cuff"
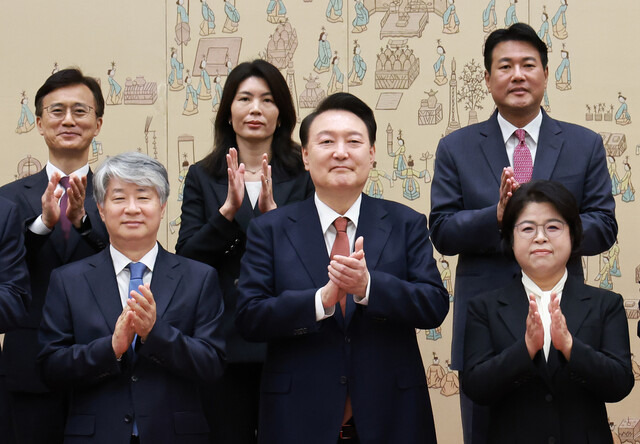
(315, 288, 335, 321)
(29, 215, 52, 235)
(354, 272, 371, 306)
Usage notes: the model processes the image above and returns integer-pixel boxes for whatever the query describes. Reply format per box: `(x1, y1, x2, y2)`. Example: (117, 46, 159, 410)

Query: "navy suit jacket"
(0, 168, 108, 392)
(176, 162, 313, 363)
(0, 196, 30, 334)
(237, 195, 449, 444)
(462, 276, 633, 444)
(429, 110, 617, 369)
(38, 246, 226, 444)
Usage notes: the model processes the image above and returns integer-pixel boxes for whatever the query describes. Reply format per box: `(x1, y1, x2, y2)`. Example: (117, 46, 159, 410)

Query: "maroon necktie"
(59, 176, 71, 240)
(514, 129, 533, 183)
(330, 217, 349, 315)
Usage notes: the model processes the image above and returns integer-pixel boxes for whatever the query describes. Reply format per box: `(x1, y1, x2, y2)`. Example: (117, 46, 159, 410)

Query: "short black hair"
(501, 180, 583, 254)
(484, 23, 548, 72)
(35, 68, 105, 118)
(299, 92, 376, 147)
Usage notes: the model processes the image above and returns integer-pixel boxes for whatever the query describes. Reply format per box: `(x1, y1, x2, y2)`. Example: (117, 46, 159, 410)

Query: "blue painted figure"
(183, 73, 200, 116)
(223, 0, 240, 33)
(482, 0, 496, 32)
(348, 42, 367, 86)
(327, 55, 344, 94)
(397, 158, 428, 201)
(106, 66, 123, 105)
(538, 12, 552, 51)
(608, 156, 620, 196)
(326, 0, 343, 23)
(200, 0, 215, 35)
(313, 31, 332, 74)
(365, 161, 392, 198)
(615, 94, 631, 125)
(198, 58, 212, 100)
(433, 44, 447, 86)
(608, 242, 621, 278)
(443, 0, 460, 34)
(211, 75, 223, 112)
(555, 49, 571, 90)
(352, 0, 369, 33)
(267, 0, 287, 23)
(425, 329, 443, 341)
(552, 0, 568, 39)
(389, 135, 408, 178)
(16, 96, 35, 134)
(620, 162, 635, 202)
(505, 0, 518, 26)
(168, 48, 185, 91)
(177, 0, 189, 23)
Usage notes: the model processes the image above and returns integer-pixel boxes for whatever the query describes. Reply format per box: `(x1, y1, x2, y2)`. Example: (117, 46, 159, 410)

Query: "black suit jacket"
(0, 168, 108, 392)
(462, 275, 633, 444)
(38, 246, 225, 444)
(175, 162, 313, 362)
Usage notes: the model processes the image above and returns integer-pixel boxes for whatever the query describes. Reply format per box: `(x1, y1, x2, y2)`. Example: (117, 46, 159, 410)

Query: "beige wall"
(1, 1, 638, 441)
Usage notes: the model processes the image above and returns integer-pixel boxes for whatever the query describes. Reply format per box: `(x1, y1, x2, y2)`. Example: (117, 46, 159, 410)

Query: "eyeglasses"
(514, 221, 565, 239)
(43, 103, 95, 120)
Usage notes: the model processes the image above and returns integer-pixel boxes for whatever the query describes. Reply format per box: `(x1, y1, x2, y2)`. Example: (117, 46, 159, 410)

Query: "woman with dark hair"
(463, 180, 633, 444)
(176, 59, 313, 443)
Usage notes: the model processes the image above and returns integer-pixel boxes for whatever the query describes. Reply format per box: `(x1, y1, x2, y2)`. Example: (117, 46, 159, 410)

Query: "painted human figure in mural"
(16, 93, 35, 134)
(424, 327, 443, 341)
(211, 74, 223, 112)
(440, 361, 460, 397)
(326, 0, 343, 23)
(352, 0, 369, 33)
(169, 159, 190, 234)
(620, 161, 635, 202)
(348, 40, 367, 86)
(198, 57, 212, 100)
(200, 0, 215, 35)
(266, 0, 287, 24)
(389, 133, 408, 179)
(552, 0, 568, 39)
(365, 161, 392, 198)
(427, 354, 446, 388)
(615, 93, 631, 125)
(433, 42, 448, 86)
(168, 48, 185, 91)
(177, 0, 189, 24)
(327, 54, 344, 94)
(538, 11, 552, 51)
(442, 0, 460, 34)
(397, 156, 429, 201)
(482, 0, 496, 33)
(555, 48, 571, 90)
(543, 88, 551, 112)
(505, 0, 518, 26)
(608, 240, 621, 277)
(610, 422, 622, 444)
(106, 64, 123, 105)
(183, 72, 199, 116)
(313, 30, 332, 74)
(223, 0, 240, 33)
(595, 255, 613, 290)
(440, 258, 453, 301)
(608, 156, 621, 196)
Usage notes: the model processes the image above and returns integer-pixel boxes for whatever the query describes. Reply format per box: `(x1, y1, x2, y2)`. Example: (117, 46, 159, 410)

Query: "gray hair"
(93, 152, 170, 205)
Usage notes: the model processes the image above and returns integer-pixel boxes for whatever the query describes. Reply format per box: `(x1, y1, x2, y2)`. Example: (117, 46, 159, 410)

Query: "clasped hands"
(497, 167, 519, 226)
(321, 236, 369, 309)
(525, 292, 573, 361)
(112, 284, 157, 359)
(42, 172, 87, 229)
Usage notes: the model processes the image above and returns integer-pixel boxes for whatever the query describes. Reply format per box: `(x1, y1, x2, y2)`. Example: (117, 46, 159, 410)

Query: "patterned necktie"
(58, 176, 71, 240)
(126, 262, 145, 437)
(330, 217, 349, 315)
(513, 129, 533, 183)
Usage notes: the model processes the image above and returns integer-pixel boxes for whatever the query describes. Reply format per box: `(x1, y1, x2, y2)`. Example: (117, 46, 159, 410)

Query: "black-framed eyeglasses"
(514, 221, 565, 239)
(43, 103, 95, 120)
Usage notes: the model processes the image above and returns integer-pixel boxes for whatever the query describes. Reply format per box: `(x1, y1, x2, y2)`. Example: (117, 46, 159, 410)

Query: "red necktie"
(514, 129, 533, 183)
(330, 217, 349, 315)
(59, 176, 71, 240)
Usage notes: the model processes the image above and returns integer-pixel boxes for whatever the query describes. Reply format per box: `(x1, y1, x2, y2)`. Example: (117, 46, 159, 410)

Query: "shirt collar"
(314, 193, 362, 234)
(46, 162, 90, 181)
(497, 109, 543, 145)
(110, 243, 159, 276)
(521, 268, 568, 299)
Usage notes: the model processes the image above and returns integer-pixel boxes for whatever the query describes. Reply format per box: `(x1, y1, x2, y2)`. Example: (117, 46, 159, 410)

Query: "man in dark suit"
(0, 68, 109, 443)
(0, 196, 31, 444)
(429, 23, 617, 444)
(38, 152, 226, 444)
(237, 93, 449, 443)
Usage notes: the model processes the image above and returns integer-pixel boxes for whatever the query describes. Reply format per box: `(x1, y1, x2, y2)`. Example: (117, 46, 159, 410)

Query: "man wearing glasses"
(0, 68, 109, 443)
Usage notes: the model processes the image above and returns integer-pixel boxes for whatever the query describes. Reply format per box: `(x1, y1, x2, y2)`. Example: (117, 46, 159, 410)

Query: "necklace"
(245, 167, 261, 174)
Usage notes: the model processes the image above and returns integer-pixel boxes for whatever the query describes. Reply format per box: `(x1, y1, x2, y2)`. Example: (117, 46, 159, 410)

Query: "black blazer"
(0, 168, 108, 392)
(175, 161, 313, 362)
(463, 275, 634, 444)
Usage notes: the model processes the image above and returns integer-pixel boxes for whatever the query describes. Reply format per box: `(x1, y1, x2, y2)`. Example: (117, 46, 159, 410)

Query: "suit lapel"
(479, 112, 511, 186)
(64, 170, 99, 260)
(150, 247, 182, 319)
(211, 178, 256, 231)
(495, 279, 529, 342)
(86, 249, 122, 333)
(560, 275, 592, 339)
(532, 111, 563, 181)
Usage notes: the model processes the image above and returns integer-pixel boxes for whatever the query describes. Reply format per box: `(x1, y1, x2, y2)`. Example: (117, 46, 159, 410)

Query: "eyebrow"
(496, 56, 538, 64)
(516, 217, 565, 225)
(236, 90, 273, 97)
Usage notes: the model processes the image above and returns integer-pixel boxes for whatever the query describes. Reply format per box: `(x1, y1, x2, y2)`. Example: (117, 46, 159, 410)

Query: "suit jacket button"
(545, 394, 553, 402)
(124, 414, 132, 424)
(131, 375, 139, 382)
(234, 279, 239, 287)
(340, 376, 347, 385)
(345, 337, 351, 343)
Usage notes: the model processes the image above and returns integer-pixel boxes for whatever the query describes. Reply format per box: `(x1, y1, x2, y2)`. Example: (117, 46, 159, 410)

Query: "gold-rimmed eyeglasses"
(43, 103, 95, 120)
(514, 221, 565, 239)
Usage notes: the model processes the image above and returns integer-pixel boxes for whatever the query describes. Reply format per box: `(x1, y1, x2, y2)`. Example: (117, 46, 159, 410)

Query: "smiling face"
(37, 83, 103, 158)
(230, 76, 279, 148)
(302, 110, 375, 206)
(512, 201, 571, 289)
(98, 178, 166, 256)
(485, 40, 548, 127)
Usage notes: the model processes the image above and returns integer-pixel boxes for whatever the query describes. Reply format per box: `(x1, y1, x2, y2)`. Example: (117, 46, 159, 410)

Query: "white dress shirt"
(110, 243, 158, 308)
(497, 110, 542, 168)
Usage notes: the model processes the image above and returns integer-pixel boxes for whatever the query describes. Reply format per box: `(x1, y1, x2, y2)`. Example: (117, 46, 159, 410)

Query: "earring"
(228, 120, 232, 125)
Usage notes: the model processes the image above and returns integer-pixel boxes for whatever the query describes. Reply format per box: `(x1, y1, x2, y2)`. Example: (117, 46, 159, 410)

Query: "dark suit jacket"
(462, 275, 633, 444)
(176, 162, 313, 363)
(0, 168, 108, 392)
(38, 246, 226, 444)
(0, 196, 30, 333)
(236, 195, 449, 444)
(429, 109, 617, 369)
